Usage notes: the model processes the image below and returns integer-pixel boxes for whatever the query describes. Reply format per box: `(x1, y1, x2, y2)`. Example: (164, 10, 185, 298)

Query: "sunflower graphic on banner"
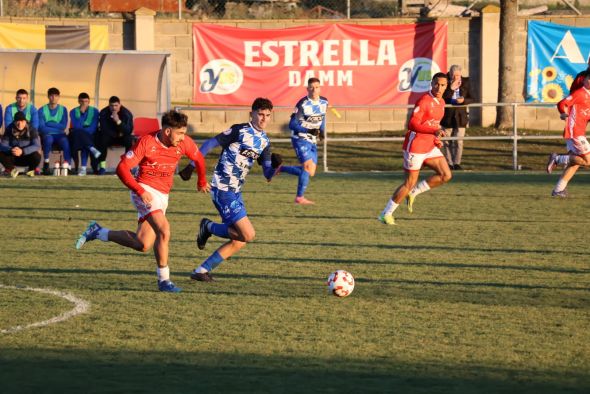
(527, 21, 590, 103)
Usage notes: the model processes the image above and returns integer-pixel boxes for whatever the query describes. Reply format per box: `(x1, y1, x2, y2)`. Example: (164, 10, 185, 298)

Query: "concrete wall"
(3, 14, 590, 134)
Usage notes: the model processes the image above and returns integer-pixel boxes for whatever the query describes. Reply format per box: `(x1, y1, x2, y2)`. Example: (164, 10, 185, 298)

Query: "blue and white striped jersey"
(289, 95, 328, 143)
(211, 122, 271, 192)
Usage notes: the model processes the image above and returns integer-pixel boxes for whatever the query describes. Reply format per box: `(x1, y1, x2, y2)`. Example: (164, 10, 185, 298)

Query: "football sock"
(554, 178, 568, 193)
(382, 199, 399, 215)
(297, 170, 311, 197)
(199, 251, 224, 272)
(556, 155, 570, 166)
(98, 227, 110, 242)
(410, 180, 430, 197)
(157, 266, 170, 282)
(281, 165, 303, 176)
(208, 222, 230, 238)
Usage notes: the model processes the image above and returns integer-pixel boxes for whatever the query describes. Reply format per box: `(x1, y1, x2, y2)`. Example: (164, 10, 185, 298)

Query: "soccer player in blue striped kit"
(179, 98, 282, 282)
(279, 77, 328, 205)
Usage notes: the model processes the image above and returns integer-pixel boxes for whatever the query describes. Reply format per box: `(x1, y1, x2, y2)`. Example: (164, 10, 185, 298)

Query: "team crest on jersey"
(125, 151, 134, 159)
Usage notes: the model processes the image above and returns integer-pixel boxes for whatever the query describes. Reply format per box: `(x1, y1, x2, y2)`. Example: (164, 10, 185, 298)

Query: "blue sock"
(297, 170, 311, 197)
(200, 250, 224, 272)
(281, 165, 302, 176)
(208, 222, 230, 238)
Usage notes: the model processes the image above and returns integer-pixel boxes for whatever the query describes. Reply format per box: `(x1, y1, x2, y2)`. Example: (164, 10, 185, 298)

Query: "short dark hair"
(432, 72, 448, 82)
(308, 77, 320, 85)
(252, 97, 273, 112)
(16, 89, 28, 96)
(78, 92, 90, 100)
(47, 87, 60, 96)
(109, 96, 120, 104)
(161, 110, 187, 129)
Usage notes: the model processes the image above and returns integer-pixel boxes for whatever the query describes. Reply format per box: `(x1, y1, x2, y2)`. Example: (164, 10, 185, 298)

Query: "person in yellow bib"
(38, 87, 70, 175)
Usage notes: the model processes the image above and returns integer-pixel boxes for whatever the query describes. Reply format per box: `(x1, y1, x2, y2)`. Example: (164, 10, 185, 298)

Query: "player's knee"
(442, 170, 453, 183)
(243, 228, 256, 242)
(135, 241, 151, 253)
(157, 227, 171, 243)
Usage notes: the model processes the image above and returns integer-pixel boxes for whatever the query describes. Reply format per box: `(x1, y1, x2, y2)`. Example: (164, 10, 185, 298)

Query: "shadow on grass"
(0, 348, 587, 394)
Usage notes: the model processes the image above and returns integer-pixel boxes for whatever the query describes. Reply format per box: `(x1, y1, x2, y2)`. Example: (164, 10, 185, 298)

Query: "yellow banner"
(0, 23, 45, 49)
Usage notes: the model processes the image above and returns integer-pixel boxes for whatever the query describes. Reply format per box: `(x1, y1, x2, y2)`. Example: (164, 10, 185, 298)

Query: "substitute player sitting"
(181, 98, 281, 282)
(75, 110, 209, 292)
(546, 71, 590, 197)
(378, 72, 452, 225)
(279, 77, 328, 205)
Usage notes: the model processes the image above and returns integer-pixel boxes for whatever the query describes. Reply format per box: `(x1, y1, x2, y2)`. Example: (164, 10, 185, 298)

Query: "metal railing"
(175, 101, 561, 172)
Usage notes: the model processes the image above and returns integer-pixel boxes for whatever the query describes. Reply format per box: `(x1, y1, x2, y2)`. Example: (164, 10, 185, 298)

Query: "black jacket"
(441, 76, 473, 128)
(98, 105, 133, 138)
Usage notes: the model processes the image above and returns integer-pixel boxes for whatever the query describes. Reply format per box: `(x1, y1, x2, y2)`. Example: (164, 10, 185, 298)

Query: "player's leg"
(379, 170, 420, 225)
(144, 212, 181, 292)
(192, 191, 251, 282)
(552, 164, 579, 197)
(422, 156, 453, 189)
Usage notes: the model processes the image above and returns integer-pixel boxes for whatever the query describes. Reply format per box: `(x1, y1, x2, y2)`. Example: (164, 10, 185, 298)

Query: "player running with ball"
(75, 110, 209, 293)
(378, 72, 453, 225)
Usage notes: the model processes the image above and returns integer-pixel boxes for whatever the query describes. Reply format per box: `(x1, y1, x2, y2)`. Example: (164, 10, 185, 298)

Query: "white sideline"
(0, 284, 90, 334)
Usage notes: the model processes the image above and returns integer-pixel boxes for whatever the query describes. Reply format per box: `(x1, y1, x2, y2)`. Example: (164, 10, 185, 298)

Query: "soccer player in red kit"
(75, 110, 210, 292)
(378, 72, 452, 225)
(546, 72, 590, 197)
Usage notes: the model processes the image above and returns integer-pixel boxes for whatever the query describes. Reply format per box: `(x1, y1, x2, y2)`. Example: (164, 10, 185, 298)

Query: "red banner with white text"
(193, 22, 447, 106)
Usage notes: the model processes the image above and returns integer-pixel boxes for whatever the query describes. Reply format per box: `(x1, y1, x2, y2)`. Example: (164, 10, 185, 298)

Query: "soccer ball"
(327, 270, 355, 297)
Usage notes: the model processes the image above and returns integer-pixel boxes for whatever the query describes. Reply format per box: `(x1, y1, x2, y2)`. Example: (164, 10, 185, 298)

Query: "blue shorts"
(211, 187, 247, 226)
(291, 138, 317, 164)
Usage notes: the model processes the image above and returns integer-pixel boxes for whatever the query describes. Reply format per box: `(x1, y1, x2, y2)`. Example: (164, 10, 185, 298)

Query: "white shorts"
(403, 147, 444, 171)
(566, 136, 590, 157)
(130, 183, 169, 222)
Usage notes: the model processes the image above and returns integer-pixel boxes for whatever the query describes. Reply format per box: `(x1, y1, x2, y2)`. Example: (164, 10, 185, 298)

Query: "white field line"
(0, 284, 90, 334)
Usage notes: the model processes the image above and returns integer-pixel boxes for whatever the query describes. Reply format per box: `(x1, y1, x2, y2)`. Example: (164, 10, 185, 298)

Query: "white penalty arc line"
(0, 284, 90, 334)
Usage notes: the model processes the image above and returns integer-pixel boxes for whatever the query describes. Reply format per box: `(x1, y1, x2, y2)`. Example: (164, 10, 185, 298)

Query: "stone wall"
(3, 14, 590, 133)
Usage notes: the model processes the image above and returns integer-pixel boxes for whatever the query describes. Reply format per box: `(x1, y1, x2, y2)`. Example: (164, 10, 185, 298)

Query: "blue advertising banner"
(527, 20, 590, 102)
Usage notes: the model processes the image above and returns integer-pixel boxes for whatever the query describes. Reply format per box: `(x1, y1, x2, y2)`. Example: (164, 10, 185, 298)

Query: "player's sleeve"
(557, 94, 575, 115)
(289, 100, 308, 133)
(184, 138, 208, 188)
(116, 138, 146, 195)
(260, 146, 276, 180)
(408, 97, 439, 134)
(214, 125, 240, 148)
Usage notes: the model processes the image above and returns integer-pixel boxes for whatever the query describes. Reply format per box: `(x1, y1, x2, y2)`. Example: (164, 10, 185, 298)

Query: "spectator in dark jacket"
(0, 111, 42, 177)
(441, 65, 473, 170)
(95, 96, 133, 175)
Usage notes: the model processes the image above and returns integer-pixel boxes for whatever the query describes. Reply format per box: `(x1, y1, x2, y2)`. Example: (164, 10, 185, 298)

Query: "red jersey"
(402, 92, 445, 153)
(116, 132, 207, 195)
(557, 87, 590, 139)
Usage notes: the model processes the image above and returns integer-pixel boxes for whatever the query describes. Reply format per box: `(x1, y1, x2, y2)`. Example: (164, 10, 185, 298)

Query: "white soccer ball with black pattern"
(327, 270, 355, 297)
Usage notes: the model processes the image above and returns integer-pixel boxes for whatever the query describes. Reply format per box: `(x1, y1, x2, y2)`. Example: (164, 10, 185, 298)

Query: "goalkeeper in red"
(379, 72, 452, 225)
(75, 110, 209, 292)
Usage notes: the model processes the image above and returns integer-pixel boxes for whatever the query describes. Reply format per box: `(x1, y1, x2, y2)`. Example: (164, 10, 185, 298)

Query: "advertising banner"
(527, 20, 590, 102)
(193, 22, 447, 106)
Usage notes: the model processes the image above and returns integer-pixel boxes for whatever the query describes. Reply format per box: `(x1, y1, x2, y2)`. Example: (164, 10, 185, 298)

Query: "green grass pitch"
(0, 170, 588, 393)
